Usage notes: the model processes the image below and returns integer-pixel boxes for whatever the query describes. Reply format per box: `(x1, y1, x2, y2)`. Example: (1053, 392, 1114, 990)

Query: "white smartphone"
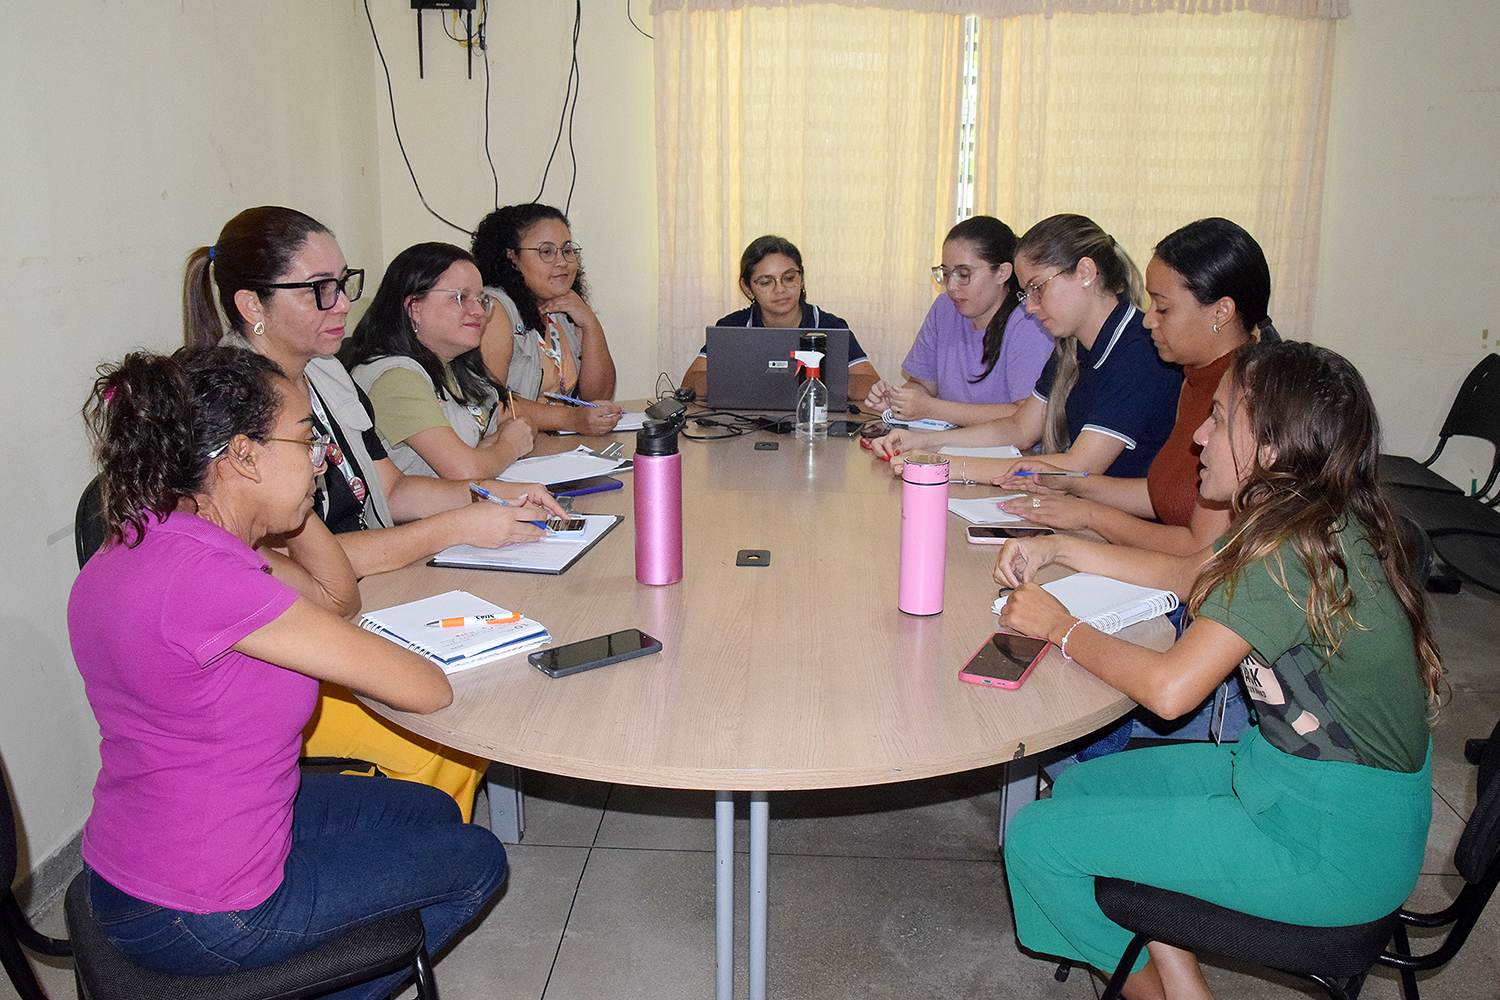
(966, 524, 1055, 544)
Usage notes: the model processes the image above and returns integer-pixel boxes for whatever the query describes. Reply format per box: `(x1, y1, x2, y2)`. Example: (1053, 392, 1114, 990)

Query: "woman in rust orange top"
(997, 218, 1279, 557)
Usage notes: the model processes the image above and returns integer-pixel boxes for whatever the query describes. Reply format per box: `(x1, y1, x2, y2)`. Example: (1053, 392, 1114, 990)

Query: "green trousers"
(1004, 727, 1432, 974)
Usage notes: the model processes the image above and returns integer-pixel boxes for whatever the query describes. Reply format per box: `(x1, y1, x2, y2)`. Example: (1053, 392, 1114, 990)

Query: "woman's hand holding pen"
(566, 401, 624, 436)
(997, 582, 1074, 647)
(997, 459, 1074, 495)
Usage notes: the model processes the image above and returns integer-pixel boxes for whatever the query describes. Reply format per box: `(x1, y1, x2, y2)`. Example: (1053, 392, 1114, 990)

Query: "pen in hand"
(468, 482, 550, 530)
(1012, 470, 1089, 478)
(544, 391, 599, 407)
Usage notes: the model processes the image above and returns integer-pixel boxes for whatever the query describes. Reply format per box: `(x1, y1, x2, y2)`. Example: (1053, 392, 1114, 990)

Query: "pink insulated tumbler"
(634, 422, 683, 586)
(898, 454, 950, 615)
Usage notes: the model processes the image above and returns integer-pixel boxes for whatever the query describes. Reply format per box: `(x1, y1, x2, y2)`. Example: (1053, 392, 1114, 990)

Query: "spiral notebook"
(991, 573, 1178, 634)
(360, 590, 550, 673)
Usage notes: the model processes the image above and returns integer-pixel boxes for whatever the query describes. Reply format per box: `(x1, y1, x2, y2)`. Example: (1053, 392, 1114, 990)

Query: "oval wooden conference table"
(358, 419, 1171, 1000)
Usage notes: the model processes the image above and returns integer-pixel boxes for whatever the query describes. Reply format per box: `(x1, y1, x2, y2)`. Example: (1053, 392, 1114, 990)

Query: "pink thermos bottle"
(898, 454, 949, 615)
(634, 416, 683, 586)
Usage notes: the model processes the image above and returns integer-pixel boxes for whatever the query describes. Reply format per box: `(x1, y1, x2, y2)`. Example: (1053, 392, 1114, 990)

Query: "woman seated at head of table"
(862, 215, 1052, 427)
(871, 214, 1183, 481)
(70, 347, 507, 993)
(340, 241, 535, 480)
(996, 340, 1441, 1000)
(186, 206, 566, 818)
(995, 218, 1281, 557)
(472, 203, 624, 435)
(678, 234, 881, 403)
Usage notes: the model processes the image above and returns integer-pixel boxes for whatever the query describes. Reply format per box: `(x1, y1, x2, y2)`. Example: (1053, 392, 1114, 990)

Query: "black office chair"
(65, 875, 438, 1000)
(1379, 353, 1500, 501)
(2, 759, 71, 1000)
(1093, 714, 1500, 1000)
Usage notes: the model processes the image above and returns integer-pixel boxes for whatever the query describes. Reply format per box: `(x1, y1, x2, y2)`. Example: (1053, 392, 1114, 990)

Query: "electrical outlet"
(411, 1, 476, 9)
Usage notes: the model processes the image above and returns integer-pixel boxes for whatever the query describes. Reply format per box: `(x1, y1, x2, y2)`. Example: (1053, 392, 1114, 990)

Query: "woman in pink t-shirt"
(69, 348, 507, 997)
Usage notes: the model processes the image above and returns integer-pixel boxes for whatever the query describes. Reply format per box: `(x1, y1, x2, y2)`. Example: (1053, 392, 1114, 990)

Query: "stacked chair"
(1381, 354, 1500, 592)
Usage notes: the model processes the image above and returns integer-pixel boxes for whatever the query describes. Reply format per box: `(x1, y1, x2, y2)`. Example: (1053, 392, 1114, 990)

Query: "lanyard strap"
(306, 378, 368, 503)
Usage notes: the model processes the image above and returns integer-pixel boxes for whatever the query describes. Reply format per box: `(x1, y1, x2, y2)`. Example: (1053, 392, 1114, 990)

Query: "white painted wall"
(0, 1, 382, 872)
(1312, 0, 1500, 489)
(2, 0, 1493, 880)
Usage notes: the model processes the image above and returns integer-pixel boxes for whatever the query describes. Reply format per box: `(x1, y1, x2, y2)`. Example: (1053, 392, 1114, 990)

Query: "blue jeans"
(86, 774, 508, 1000)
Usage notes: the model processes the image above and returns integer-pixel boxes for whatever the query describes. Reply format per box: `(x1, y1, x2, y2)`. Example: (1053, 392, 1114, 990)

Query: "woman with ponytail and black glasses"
(872, 214, 1182, 481)
(865, 215, 1052, 427)
(995, 341, 1440, 999)
(70, 348, 506, 996)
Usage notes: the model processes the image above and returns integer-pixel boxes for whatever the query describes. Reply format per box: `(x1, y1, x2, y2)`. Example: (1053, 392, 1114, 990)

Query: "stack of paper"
(498, 446, 629, 486)
(429, 513, 621, 575)
(948, 495, 1029, 524)
(360, 590, 550, 674)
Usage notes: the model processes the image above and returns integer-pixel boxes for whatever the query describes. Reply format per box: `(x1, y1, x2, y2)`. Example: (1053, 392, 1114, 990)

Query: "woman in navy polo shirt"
(680, 235, 880, 402)
(872, 214, 1181, 483)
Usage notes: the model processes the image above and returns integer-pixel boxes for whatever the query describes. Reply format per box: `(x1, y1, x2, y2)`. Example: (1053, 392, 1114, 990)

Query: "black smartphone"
(826, 420, 866, 438)
(529, 628, 664, 678)
(550, 475, 623, 498)
(958, 632, 1050, 689)
(966, 524, 1055, 544)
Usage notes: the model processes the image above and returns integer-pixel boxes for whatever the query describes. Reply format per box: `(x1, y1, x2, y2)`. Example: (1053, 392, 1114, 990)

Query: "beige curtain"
(654, 6, 965, 384)
(971, 11, 1337, 335)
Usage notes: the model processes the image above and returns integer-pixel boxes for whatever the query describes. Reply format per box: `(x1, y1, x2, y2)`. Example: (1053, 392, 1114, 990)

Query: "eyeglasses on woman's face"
(931, 264, 997, 287)
(1016, 269, 1065, 304)
(207, 432, 333, 467)
(256, 270, 365, 311)
(751, 269, 803, 292)
(427, 288, 495, 317)
(515, 242, 582, 264)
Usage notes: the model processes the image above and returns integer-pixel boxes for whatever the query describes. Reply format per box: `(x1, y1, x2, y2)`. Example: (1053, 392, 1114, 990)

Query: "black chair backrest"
(75, 477, 106, 570)
(1, 759, 18, 892)
(1456, 716, 1500, 885)
(1438, 354, 1500, 499)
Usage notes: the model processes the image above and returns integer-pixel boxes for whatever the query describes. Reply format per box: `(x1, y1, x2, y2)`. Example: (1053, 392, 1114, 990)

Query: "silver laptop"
(704, 327, 851, 411)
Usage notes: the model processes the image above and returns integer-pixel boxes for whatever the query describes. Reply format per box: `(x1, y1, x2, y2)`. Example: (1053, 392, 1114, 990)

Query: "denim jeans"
(86, 774, 508, 1000)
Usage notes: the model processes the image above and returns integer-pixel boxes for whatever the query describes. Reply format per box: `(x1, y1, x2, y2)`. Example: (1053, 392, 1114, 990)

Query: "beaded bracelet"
(1059, 619, 1085, 661)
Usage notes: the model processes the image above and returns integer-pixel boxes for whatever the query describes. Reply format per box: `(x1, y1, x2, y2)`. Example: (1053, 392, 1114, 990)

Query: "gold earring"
(253, 321, 266, 336)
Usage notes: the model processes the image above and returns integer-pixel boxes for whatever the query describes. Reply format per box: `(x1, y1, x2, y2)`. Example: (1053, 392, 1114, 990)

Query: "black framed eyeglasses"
(255, 270, 365, 310)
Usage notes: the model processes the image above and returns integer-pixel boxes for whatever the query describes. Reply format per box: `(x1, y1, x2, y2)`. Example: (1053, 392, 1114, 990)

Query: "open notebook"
(992, 573, 1179, 634)
(360, 590, 550, 673)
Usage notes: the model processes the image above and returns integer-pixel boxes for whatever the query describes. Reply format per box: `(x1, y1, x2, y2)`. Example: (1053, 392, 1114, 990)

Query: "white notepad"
(948, 495, 1029, 524)
(992, 573, 1179, 634)
(497, 446, 629, 485)
(429, 514, 621, 575)
(360, 590, 550, 673)
(938, 445, 1023, 460)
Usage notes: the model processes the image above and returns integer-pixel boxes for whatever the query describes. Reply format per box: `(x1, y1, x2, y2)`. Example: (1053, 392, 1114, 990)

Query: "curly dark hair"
(470, 203, 588, 335)
(340, 242, 501, 408)
(84, 348, 286, 547)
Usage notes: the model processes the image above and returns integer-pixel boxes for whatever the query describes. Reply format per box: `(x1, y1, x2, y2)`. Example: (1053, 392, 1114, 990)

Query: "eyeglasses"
(931, 264, 997, 287)
(428, 288, 495, 316)
(751, 269, 803, 291)
(1016, 269, 1066, 304)
(263, 433, 334, 467)
(209, 432, 334, 467)
(256, 270, 365, 310)
(516, 242, 582, 264)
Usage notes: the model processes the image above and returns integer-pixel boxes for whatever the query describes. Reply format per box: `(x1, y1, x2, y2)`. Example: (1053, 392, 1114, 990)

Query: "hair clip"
(102, 386, 117, 403)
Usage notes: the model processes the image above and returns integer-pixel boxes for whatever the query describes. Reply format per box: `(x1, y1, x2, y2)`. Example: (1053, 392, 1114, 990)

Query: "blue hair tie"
(208, 244, 216, 261)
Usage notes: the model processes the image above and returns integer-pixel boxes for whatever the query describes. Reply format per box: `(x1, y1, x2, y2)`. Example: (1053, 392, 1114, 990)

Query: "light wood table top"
(358, 424, 1171, 790)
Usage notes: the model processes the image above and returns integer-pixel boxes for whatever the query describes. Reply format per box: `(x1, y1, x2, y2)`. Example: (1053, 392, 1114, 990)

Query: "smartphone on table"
(965, 524, 1055, 544)
(529, 628, 663, 678)
(958, 631, 1050, 689)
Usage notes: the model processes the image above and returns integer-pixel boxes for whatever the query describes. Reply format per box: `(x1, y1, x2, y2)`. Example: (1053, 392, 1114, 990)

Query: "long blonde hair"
(1016, 215, 1144, 454)
(1186, 342, 1444, 703)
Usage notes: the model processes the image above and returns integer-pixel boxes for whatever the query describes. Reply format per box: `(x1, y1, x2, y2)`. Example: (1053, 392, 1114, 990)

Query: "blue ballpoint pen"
(1012, 470, 1089, 477)
(543, 391, 599, 407)
(468, 482, 549, 529)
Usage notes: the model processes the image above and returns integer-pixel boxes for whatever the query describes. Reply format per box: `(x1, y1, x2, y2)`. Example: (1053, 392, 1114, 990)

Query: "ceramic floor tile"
(593, 784, 740, 852)
(391, 843, 589, 1000)
(1430, 686, 1500, 817)
(510, 770, 611, 848)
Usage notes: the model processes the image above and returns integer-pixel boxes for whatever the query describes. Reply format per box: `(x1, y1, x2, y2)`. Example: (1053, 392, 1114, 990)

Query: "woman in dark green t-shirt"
(992, 341, 1442, 999)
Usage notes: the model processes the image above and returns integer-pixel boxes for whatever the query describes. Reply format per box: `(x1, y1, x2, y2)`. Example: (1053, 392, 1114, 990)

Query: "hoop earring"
(253, 321, 266, 337)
